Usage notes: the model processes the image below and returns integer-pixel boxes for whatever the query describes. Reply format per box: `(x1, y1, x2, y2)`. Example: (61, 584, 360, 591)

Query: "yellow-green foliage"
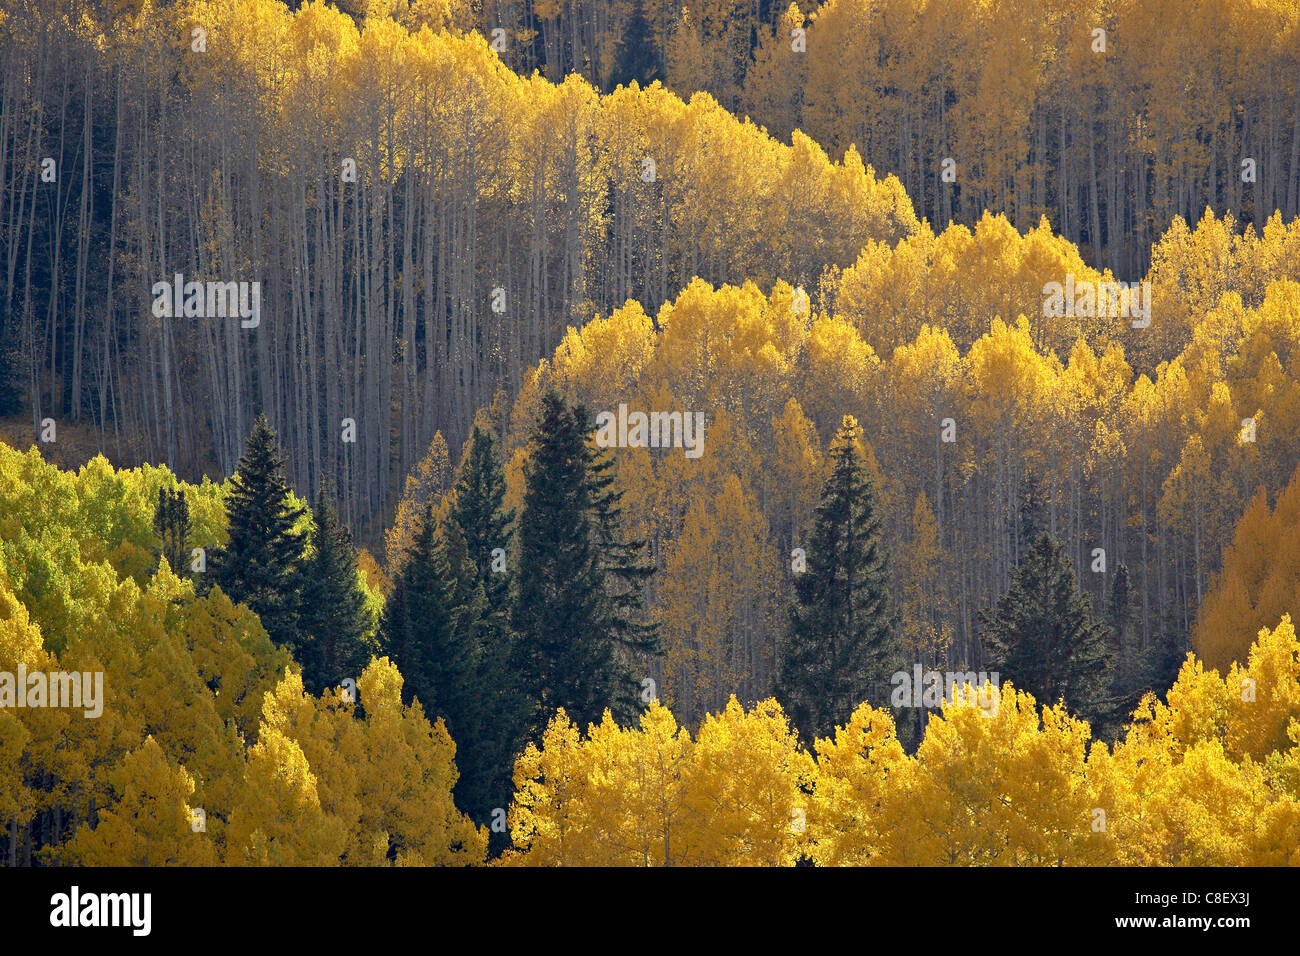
(4, 440, 1300, 866)
(0, 441, 482, 866)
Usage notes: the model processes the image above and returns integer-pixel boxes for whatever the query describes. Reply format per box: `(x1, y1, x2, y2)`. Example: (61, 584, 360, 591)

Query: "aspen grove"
(2, 0, 1300, 867)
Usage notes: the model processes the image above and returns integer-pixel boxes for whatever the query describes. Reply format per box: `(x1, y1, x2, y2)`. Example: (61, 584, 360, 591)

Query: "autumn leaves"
(508, 616, 1300, 866)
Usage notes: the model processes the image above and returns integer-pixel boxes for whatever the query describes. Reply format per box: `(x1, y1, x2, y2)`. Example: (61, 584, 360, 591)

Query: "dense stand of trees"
(5, 430, 1300, 865)
(3, 0, 1300, 868)
(0, 396, 660, 862)
(0, 0, 914, 543)
(474, 0, 1300, 277)
(6, 0, 1296, 568)
(500, 231, 1300, 726)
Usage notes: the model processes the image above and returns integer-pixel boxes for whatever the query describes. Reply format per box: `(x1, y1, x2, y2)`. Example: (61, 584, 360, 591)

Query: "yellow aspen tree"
(578, 703, 693, 866)
(739, 3, 805, 143)
(898, 493, 952, 671)
(506, 708, 591, 866)
(1097, 735, 1300, 866)
(0, 579, 47, 857)
(800, 313, 880, 436)
(254, 668, 370, 863)
(177, 582, 293, 740)
(807, 701, 910, 866)
(226, 722, 349, 866)
(660, 473, 777, 722)
(679, 697, 815, 866)
(1096, 616, 1300, 863)
(768, 397, 823, 558)
(60, 737, 218, 866)
(903, 683, 1102, 866)
(1194, 487, 1280, 671)
(352, 657, 486, 865)
(1221, 616, 1300, 761)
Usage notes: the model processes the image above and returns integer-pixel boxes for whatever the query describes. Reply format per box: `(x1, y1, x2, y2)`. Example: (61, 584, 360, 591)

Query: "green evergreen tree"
(449, 424, 515, 609)
(587, 406, 658, 672)
(381, 500, 481, 725)
(610, 0, 663, 89)
(979, 533, 1112, 725)
(152, 485, 191, 575)
(435, 519, 504, 824)
(1095, 562, 1147, 740)
(1139, 628, 1189, 699)
(446, 424, 528, 846)
(296, 488, 372, 696)
(510, 390, 658, 735)
(206, 413, 307, 648)
(775, 415, 899, 743)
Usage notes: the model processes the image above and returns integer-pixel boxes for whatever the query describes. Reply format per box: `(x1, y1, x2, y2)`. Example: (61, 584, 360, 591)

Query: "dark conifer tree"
(382, 498, 529, 838)
(446, 425, 528, 845)
(775, 415, 899, 743)
(1107, 563, 1136, 689)
(979, 533, 1112, 724)
(510, 390, 658, 735)
(1093, 562, 1148, 739)
(449, 424, 514, 608)
(1140, 628, 1190, 700)
(382, 500, 479, 721)
(610, 0, 663, 89)
(435, 519, 501, 820)
(296, 488, 372, 695)
(207, 413, 306, 648)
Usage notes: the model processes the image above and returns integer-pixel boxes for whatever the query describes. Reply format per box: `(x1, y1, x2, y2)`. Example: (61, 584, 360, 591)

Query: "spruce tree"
(511, 390, 658, 735)
(296, 488, 372, 695)
(1107, 563, 1137, 691)
(436, 518, 505, 827)
(979, 533, 1112, 723)
(207, 413, 306, 648)
(587, 411, 658, 670)
(610, 0, 663, 89)
(381, 500, 481, 724)
(775, 415, 899, 743)
(449, 424, 514, 608)
(447, 425, 529, 843)
(1093, 562, 1147, 740)
(1140, 628, 1189, 699)
(152, 485, 191, 574)
(383, 497, 531, 839)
